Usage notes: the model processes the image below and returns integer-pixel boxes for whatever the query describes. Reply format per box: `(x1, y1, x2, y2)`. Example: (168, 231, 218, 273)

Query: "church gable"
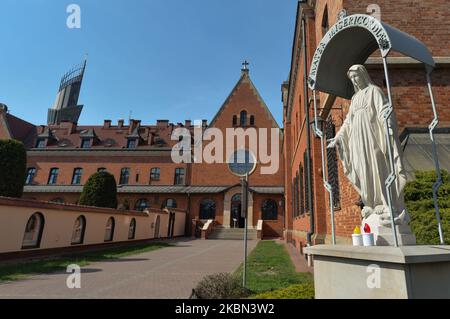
(209, 70, 279, 130)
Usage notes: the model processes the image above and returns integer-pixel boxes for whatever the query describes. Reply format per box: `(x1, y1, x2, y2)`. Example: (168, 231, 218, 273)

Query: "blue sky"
(0, 0, 298, 126)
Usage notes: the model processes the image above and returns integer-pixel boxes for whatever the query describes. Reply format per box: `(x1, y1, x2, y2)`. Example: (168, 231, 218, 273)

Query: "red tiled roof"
(38, 122, 195, 149)
(5, 113, 37, 147)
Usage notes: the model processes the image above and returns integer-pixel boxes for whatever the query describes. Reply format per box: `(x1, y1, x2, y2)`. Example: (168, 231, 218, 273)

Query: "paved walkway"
(0, 238, 257, 299)
(278, 239, 314, 274)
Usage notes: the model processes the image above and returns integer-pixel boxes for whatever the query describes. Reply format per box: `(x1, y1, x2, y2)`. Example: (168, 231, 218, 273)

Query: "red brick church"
(0, 63, 285, 238)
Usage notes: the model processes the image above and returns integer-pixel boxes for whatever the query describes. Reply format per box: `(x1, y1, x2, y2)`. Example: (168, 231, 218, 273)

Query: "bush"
(251, 283, 315, 299)
(405, 170, 450, 244)
(192, 273, 251, 299)
(78, 172, 118, 208)
(0, 139, 27, 198)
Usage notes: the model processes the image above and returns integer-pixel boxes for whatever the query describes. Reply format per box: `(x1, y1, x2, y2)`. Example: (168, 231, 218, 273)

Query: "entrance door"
(230, 194, 245, 228)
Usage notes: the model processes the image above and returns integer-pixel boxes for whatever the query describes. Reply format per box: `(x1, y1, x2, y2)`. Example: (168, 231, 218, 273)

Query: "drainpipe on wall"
(187, 192, 192, 236)
(302, 14, 315, 247)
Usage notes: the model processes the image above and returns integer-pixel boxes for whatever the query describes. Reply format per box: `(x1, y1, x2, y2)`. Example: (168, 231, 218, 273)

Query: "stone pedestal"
(305, 245, 450, 299)
(363, 213, 416, 246)
(376, 225, 416, 246)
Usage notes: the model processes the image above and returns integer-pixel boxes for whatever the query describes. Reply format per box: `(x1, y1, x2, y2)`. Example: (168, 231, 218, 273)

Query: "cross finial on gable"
(242, 60, 249, 71)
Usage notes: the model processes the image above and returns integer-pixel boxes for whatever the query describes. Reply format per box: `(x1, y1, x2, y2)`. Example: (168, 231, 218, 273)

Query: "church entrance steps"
(208, 228, 258, 240)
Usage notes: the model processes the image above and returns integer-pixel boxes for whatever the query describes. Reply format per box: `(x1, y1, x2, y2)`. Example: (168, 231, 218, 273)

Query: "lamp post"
(241, 173, 249, 288)
(228, 148, 255, 288)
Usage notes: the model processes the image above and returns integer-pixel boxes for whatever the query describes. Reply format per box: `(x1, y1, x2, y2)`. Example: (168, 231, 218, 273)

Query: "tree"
(405, 170, 450, 244)
(0, 139, 27, 198)
(78, 172, 118, 208)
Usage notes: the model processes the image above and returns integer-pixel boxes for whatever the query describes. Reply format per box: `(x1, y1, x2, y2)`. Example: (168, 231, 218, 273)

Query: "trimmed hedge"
(78, 172, 118, 208)
(251, 283, 315, 299)
(405, 170, 450, 244)
(0, 139, 27, 198)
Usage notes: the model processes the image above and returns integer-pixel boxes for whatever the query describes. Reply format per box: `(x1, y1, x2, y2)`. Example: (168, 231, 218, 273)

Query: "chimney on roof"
(185, 120, 191, 127)
(60, 120, 77, 134)
(157, 120, 169, 127)
(103, 120, 111, 129)
(118, 119, 124, 128)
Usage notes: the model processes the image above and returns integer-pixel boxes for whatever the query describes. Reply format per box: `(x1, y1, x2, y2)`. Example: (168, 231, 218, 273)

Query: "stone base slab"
(305, 244, 450, 299)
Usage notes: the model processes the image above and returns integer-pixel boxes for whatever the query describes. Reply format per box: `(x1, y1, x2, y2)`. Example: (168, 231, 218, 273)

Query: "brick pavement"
(0, 238, 257, 299)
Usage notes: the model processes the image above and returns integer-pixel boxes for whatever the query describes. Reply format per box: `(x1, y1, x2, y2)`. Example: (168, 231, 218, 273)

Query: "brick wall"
(344, 0, 450, 57)
(26, 155, 187, 187)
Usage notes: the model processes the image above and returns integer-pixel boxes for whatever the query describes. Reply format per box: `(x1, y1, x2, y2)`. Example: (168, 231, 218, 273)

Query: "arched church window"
(326, 117, 341, 209)
(240, 110, 247, 126)
(304, 151, 313, 212)
(135, 199, 149, 211)
(162, 198, 177, 209)
(299, 165, 305, 215)
(250, 115, 255, 126)
(233, 115, 237, 126)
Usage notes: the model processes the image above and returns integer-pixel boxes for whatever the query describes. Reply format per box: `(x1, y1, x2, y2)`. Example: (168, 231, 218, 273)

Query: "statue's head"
(347, 65, 373, 93)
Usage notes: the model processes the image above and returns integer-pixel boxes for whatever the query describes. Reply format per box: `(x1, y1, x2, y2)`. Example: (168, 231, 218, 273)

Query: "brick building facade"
(0, 67, 284, 238)
(283, 0, 450, 251)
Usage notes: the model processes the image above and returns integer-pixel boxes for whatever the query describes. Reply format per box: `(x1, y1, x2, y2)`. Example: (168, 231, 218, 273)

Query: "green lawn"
(0, 242, 173, 282)
(234, 240, 313, 295)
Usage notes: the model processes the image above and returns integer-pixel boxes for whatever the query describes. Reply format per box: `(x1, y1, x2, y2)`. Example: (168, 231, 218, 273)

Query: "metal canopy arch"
(307, 13, 443, 247)
(308, 14, 435, 98)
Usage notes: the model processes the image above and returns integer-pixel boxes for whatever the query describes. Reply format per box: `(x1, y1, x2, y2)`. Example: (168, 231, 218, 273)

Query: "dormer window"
(153, 136, 166, 146)
(36, 139, 46, 148)
(81, 138, 91, 149)
(80, 129, 98, 148)
(127, 139, 137, 149)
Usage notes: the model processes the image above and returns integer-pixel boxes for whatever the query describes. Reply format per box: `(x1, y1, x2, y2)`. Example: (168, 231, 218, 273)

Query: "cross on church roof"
(242, 60, 249, 71)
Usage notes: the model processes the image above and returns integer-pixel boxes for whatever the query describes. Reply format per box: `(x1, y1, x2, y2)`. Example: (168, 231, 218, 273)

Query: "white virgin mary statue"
(327, 65, 413, 241)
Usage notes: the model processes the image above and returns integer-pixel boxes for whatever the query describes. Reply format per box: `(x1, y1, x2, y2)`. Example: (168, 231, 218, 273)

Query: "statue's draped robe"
(336, 84, 407, 215)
